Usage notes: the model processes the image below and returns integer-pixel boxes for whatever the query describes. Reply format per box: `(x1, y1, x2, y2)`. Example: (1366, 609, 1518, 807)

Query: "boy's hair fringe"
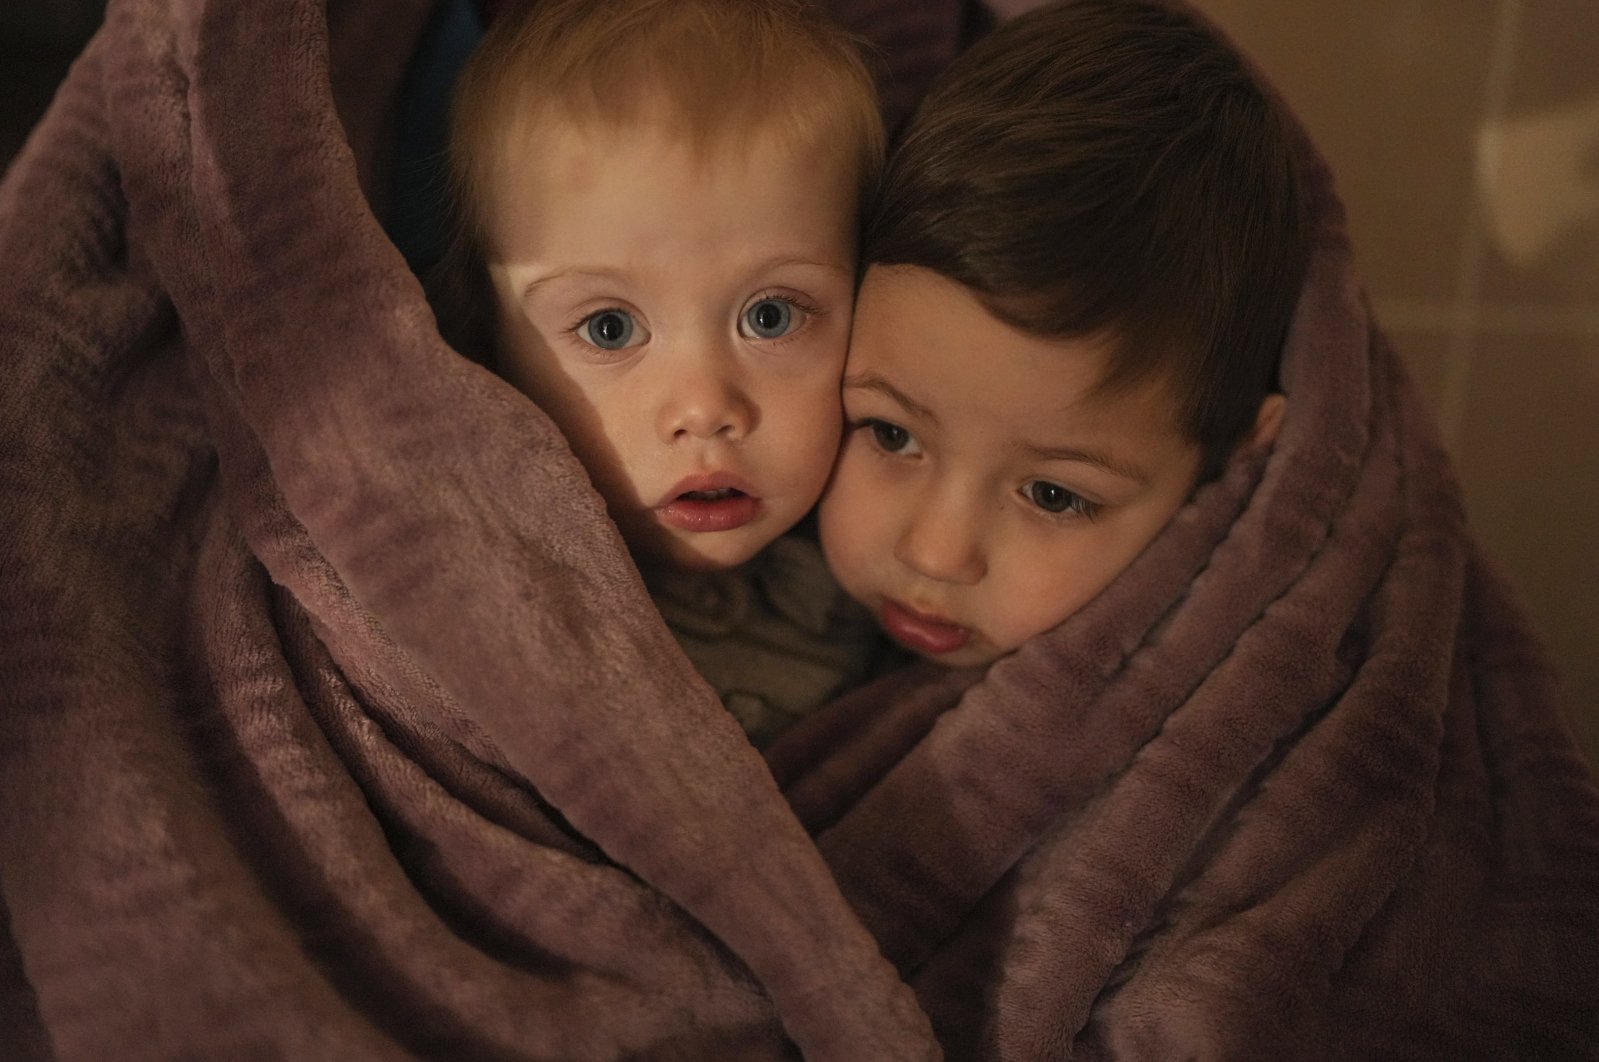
(867, 0, 1311, 480)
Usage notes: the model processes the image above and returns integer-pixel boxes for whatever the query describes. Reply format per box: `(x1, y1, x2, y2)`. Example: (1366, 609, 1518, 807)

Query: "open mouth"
(679, 487, 745, 502)
(656, 485, 760, 533)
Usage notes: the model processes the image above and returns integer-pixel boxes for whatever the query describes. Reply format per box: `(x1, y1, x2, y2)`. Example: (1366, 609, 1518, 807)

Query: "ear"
(1239, 392, 1286, 455)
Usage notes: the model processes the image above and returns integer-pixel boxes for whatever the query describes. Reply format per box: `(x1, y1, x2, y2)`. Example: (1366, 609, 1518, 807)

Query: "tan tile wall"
(1192, 0, 1599, 764)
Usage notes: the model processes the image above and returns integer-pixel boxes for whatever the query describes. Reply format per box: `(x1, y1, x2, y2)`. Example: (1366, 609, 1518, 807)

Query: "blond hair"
(446, 0, 883, 264)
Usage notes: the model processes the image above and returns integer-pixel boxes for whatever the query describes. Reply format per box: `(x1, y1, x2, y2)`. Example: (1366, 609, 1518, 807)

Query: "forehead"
(494, 108, 852, 213)
(850, 266, 1187, 441)
(480, 80, 853, 191)
(479, 113, 860, 268)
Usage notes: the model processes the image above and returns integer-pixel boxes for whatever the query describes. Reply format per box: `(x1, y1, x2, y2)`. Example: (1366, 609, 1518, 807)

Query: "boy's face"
(819, 265, 1203, 667)
(484, 119, 857, 571)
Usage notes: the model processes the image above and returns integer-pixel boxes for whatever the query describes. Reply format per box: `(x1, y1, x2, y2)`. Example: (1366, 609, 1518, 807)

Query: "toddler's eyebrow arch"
(753, 255, 853, 276)
(520, 268, 627, 300)
(843, 371, 937, 424)
(519, 257, 848, 302)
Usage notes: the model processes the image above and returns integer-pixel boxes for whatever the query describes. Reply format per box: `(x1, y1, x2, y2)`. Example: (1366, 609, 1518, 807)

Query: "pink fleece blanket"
(3, 0, 1596, 1059)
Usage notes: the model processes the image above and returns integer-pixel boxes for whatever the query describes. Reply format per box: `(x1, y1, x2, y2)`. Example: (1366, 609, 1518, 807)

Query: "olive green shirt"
(646, 535, 882, 747)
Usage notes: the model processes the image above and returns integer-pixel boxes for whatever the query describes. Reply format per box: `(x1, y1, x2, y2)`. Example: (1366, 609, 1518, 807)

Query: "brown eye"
(1028, 481, 1078, 514)
(869, 420, 911, 452)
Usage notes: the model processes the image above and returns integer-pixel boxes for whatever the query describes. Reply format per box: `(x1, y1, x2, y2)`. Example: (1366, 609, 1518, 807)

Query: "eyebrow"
(520, 256, 850, 302)
(1022, 441, 1150, 486)
(843, 371, 939, 426)
(756, 255, 853, 277)
(520, 268, 626, 301)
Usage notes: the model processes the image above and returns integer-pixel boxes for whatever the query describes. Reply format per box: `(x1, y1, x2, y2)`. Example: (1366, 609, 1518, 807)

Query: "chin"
(650, 533, 764, 574)
(667, 551, 749, 574)
(926, 644, 1007, 669)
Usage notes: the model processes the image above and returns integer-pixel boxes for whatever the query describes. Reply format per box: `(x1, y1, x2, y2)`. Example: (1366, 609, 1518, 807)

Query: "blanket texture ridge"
(2, 0, 1597, 1058)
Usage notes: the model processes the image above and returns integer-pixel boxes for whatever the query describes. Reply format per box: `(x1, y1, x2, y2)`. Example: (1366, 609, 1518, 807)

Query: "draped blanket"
(2, 0, 1596, 1059)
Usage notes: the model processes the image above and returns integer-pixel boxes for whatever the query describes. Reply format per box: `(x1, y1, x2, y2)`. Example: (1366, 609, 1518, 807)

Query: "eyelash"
(759, 291, 818, 313)
(855, 417, 920, 457)
(564, 308, 612, 332)
(560, 294, 823, 341)
(1021, 480, 1101, 522)
(744, 291, 822, 345)
(853, 418, 1101, 522)
(561, 306, 635, 347)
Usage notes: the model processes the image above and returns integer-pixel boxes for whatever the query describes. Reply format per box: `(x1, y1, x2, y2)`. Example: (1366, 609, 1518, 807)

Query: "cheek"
(983, 512, 1177, 652)
(497, 320, 577, 415)
(781, 378, 843, 448)
(758, 367, 844, 478)
(819, 447, 892, 586)
(983, 561, 1101, 653)
(500, 332, 641, 495)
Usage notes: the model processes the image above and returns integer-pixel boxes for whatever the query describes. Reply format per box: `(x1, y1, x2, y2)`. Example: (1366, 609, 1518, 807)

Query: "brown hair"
(434, 0, 884, 360)
(865, 0, 1309, 480)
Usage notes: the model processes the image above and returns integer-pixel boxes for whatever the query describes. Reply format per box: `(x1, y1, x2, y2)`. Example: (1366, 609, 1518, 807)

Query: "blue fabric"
(384, 0, 483, 276)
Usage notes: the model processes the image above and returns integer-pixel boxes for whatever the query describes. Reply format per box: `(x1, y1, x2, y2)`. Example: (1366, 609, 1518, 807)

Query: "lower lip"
(879, 600, 971, 655)
(655, 493, 761, 533)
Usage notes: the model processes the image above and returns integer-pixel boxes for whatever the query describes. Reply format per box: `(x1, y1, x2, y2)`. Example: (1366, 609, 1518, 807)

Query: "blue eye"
(582, 310, 635, 350)
(741, 298, 794, 340)
(1026, 480, 1094, 517)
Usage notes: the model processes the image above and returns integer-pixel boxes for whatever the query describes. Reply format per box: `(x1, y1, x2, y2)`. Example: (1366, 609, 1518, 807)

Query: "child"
(819, 0, 1312, 668)
(438, 0, 886, 742)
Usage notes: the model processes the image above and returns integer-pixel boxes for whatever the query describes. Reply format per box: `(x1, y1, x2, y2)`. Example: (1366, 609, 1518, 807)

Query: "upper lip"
(886, 597, 965, 630)
(657, 472, 759, 507)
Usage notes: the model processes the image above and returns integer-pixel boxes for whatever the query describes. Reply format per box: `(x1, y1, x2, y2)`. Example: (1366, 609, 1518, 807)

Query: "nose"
(893, 489, 988, 585)
(658, 344, 756, 442)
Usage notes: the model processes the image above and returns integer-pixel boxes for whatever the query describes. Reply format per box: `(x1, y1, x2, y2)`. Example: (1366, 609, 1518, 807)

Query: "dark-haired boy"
(819, 0, 1311, 666)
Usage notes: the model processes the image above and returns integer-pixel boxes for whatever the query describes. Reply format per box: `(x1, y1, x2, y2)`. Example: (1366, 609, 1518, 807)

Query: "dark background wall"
(1, 3, 107, 164)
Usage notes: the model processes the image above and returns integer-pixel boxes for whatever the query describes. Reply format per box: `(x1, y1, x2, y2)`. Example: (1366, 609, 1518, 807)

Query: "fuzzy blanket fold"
(3, 0, 1597, 1059)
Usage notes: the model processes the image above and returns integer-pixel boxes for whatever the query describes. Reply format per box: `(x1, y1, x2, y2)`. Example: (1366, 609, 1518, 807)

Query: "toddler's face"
(484, 120, 857, 571)
(819, 265, 1203, 667)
